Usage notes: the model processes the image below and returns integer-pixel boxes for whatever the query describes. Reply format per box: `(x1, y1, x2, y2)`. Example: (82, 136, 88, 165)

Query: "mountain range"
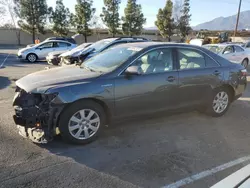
(193, 10, 250, 30)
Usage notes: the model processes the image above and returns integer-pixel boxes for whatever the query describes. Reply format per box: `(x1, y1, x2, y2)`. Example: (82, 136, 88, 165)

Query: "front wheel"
(206, 87, 231, 117)
(59, 100, 106, 144)
(27, 53, 37, 63)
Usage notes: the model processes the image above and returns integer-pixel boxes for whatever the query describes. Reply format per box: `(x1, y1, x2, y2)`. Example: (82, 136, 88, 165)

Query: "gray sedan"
(13, 42, 247, 144)
(17, 40, 77, 62)
(203, 43, 250, 68)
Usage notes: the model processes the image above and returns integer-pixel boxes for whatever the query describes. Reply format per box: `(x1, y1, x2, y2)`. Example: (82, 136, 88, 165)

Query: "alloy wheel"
(212, 91, 229, 114)
(68, 109, 100, 140)
(28, 54, 36, 62)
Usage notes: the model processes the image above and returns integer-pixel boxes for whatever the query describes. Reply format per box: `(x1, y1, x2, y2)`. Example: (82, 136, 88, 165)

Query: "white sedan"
(203, 43, 250, 68)
(17, 40, 77, 63)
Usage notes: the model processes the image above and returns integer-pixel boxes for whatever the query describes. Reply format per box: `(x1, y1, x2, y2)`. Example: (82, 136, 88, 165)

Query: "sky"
(47, 0, 250, 27)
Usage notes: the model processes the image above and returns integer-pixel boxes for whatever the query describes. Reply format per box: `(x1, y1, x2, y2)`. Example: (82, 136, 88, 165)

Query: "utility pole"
(234, 0, 242, 37)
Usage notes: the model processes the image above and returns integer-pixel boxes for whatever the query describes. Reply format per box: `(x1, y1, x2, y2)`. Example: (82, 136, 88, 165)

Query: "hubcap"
(213, 91, 229, 114)
(28, 54, 36, 62)
(68, 109, 100, 140)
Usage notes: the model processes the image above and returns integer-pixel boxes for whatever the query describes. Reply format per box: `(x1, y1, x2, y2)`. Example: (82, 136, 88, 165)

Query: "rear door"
(176, 47, 223, 106)
(233, 45, 246, 62)
(114, 47, 179, 117)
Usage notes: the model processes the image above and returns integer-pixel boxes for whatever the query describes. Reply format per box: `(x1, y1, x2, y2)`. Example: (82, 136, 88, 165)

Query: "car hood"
(19, 46, 33, 53)
(16, 65, 101, 93)
(60, 47, 94, 58)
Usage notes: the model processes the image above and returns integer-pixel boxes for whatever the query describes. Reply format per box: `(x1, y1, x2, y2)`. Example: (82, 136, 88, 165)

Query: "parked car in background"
(13, 42, 247, 144)
(17, 40, 77, 63)
(211, 164, 250, 188)
(60, 37, 149, 65)
(44, 37, 77, 44)
(46, 42, 92, 65)
(46, 50, 69, 65)
(203, 43, 250, 68)
(241, 41, 250, 49)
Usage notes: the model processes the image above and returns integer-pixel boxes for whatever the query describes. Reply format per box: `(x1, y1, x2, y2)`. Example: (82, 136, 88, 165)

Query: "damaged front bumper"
(13, 87, 63, 143)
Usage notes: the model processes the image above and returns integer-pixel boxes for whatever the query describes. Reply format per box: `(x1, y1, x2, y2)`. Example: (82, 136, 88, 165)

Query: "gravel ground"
(1, 49, 250, 188)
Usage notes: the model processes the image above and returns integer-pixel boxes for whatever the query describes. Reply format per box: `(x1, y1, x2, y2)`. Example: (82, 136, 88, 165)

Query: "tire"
(26, 53, 37, 63)
(242, 58, 248, 68)
(59, 100, 106, 144)
(206, 87, 232, 117)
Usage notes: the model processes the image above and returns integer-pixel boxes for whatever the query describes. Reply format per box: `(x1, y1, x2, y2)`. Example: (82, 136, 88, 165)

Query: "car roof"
(115, 41, 204, 49)
(42, 40, 73, 44)
(204, 43, 244, 47)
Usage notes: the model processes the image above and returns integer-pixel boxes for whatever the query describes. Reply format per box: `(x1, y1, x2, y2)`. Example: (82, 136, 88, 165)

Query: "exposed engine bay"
(13, 86, 62, 143)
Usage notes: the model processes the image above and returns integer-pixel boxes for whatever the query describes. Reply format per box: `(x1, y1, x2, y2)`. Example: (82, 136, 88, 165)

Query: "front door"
(222, 45, 236, 62)
(177, 48, 224, 106)
(114, 48, 179, 117)
(36, 42, 55, 59)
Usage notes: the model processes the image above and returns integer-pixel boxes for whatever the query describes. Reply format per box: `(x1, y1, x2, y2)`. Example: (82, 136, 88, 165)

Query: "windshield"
(81, 46, 142, 73)
(86, 39, 116, 52)
(203, 45, 224, 54)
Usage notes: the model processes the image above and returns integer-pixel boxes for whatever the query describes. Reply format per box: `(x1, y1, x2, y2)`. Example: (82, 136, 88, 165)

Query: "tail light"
(240, 69, 247, 76)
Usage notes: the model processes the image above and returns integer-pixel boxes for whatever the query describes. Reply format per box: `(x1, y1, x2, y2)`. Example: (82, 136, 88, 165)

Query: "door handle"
(167, 76, 175, 82)
(213, 70, 221, 76)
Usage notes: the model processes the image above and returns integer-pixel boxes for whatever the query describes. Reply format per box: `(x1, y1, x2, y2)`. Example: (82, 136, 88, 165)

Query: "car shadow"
(39, 106, 240, 187)
(0, 76, 11, 90)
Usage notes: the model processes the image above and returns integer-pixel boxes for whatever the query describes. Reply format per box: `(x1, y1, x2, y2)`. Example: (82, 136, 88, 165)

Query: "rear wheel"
(27, 53, 37, 63)
(59, 100, 106, 144)
(242, 59, 248, 68)
(206, 87, 232, 117)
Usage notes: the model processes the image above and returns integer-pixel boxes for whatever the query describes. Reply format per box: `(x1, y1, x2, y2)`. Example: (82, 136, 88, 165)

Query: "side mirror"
(224, 51, 231, 54)
(125, 66, 142, 76)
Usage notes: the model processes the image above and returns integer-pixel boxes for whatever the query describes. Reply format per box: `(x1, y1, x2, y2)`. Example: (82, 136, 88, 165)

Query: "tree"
(73, 0, 96, 42)
(122, 0, 146, 36)
(101, 0, 121, 37)
(155, 0, 175, 41)
(90, 15, 104, 40)
(16, 0, 48, 43)
(0, 0, 21, 44)
(48, 0, 71, 36)
(178, 0, 191, 38)
(173, 0, 182, 25)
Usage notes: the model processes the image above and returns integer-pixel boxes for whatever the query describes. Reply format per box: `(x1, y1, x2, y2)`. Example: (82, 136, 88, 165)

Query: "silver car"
(203, 43, 250, 68)
(17, 40, 77, 63)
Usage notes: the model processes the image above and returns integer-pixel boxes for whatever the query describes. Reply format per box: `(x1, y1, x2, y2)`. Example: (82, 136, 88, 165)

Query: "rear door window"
(58, 42, 70, 47)
(177, 48, 219, 69)
(177, 49, 206, 70)
(234, 45, 244, 52)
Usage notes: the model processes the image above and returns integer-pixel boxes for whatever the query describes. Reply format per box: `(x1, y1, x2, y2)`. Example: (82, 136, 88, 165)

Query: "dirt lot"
(1, 49, 250, 188)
